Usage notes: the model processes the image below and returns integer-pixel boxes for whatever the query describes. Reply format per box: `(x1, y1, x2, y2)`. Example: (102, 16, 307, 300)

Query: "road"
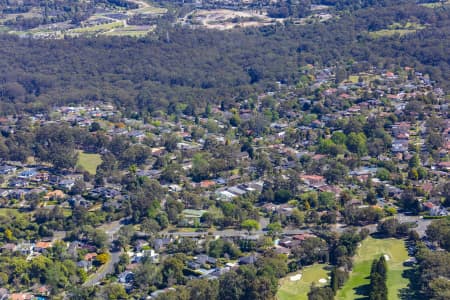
(82, 219, 125, 287)
(81, 213, 431, 286)
(162, 213, 431, 239)
(83, 250, 122, 287)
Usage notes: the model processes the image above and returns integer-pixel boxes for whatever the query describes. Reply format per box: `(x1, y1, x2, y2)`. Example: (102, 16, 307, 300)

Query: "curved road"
(83, 219, 125, 287)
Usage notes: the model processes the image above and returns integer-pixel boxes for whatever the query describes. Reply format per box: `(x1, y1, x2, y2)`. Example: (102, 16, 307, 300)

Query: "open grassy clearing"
(0, 208, 23, 217)
(336, 237, 410, 300)
(277, 264, 329, 300)
(77, 151, 102, 175)
(369, 22, 425, 38)
(103, 25, 154, 36)
(420, 1, 450, 8)
(69, 21, 124, 34)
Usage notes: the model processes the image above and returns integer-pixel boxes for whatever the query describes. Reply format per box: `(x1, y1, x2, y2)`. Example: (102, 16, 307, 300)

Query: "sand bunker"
(290, 274, 302, 281)
(318, 278, 327, 283)
(384, 254, 390, 261)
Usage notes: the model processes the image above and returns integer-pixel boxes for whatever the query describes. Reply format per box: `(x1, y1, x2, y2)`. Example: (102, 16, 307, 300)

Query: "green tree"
(241, 219, 260, 232)
(346, 132, 368, 156)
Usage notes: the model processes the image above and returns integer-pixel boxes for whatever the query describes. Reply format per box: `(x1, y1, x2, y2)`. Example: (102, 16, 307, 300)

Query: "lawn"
(77, 151, 102, 175)
(336, 237, 410, 300)
(0, 208, 22, 217)
(277, 264, 329, 300)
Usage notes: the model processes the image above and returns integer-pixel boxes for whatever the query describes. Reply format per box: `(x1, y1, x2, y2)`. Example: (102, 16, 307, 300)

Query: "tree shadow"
(353, 280, 370, 300)
(399, 268, 422, 300)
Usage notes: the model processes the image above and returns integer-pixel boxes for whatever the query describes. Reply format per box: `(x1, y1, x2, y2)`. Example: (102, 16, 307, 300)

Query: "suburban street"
(82, 219, 125, 287)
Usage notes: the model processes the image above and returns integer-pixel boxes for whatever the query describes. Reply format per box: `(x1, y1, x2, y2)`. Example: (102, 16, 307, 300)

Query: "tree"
(162, 256, 185, 286)
(241, 219, 259, 232)
(344, 132, 367, 156)
(376, 168, 390, 181)
(91, 229, 108, 249)
(377, 218, 399, 237)
(187, 279, 219, 300)
(369, 256, 388, 300)
(218, 270, 244, 300)
(308, 285, 334, 300)
(191, 153, 210, 182)
(266, 222, 283, 237)
(95, 253, 110, 265)
(102, 283, 128, 300)
(134, 262, 162, 291)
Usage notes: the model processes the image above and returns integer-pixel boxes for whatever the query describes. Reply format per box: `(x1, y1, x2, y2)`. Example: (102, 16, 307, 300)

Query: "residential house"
(118, 271, 134, 284)
(299, 174, 326, 188)
(239, 254, 258, 265)
(34, 241, 52, 253)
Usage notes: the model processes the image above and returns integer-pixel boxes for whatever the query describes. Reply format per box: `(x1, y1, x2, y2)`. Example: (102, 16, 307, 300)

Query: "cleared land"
(77, 151, 102, 175)
(369, 22, 425, 38)
(277, 264, 329, 300)
(420, 1, 450, 8)
(336, 237, 410, 300)
(0, 208, 22, 217)
(182, 9, 278, 30)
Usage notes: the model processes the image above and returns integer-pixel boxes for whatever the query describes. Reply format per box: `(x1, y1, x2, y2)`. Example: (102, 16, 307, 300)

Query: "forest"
(0, 1, 449, 116)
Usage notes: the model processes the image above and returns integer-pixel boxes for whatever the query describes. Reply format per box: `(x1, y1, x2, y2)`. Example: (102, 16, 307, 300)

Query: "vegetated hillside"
(0, 0, 138, 29)
(0, 2, 449, 116)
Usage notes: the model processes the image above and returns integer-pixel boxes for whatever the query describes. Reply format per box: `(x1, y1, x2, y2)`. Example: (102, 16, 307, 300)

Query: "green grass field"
(77, 151, 102, 175)
(69, 21, 124, 35)
(336, 237, 410, 300)
(369, 22, 425, 38)
(0, 208, 22, 217)
(277, 264, 329, 300)
(420, 1, 450, 8)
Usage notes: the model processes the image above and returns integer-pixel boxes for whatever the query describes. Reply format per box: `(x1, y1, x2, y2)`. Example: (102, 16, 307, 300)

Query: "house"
(0, 243, 17, 253)
(0, 165, 16, 174)
(34, 285, 50, 297)
(153, 238, 172, 251)
(90, 187, 120, 199)
(16, 243, 34, 255)
(45, 190, 66, 200)
(199, 180, 216, 189)
(216, 190, 237, 201)
(234, 152, 250, 162)
(195, 254, 217, 266)
(58, 179, 75, 190)
(437, 161, 450, 171)
(34, 241, 52, 253)
(187, 261, 201, 270)
(77, 260, 92, 271)
(9, 293, 32, 300)
(84, 252, 98, 261)
(18, 169, 37, 179)
(180, 209, 206, 226)
(274, 246, 291, 256)
(0, 189, 8, 198)
(239, 254, 258, 265)
(228, 186, 247, 197)
(299, 174, 326, 187)
(261, 203, 278, 213)
(392, 139, 409, 153)
(118, 271, 134, 284)
(0, 288, 8, 300)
